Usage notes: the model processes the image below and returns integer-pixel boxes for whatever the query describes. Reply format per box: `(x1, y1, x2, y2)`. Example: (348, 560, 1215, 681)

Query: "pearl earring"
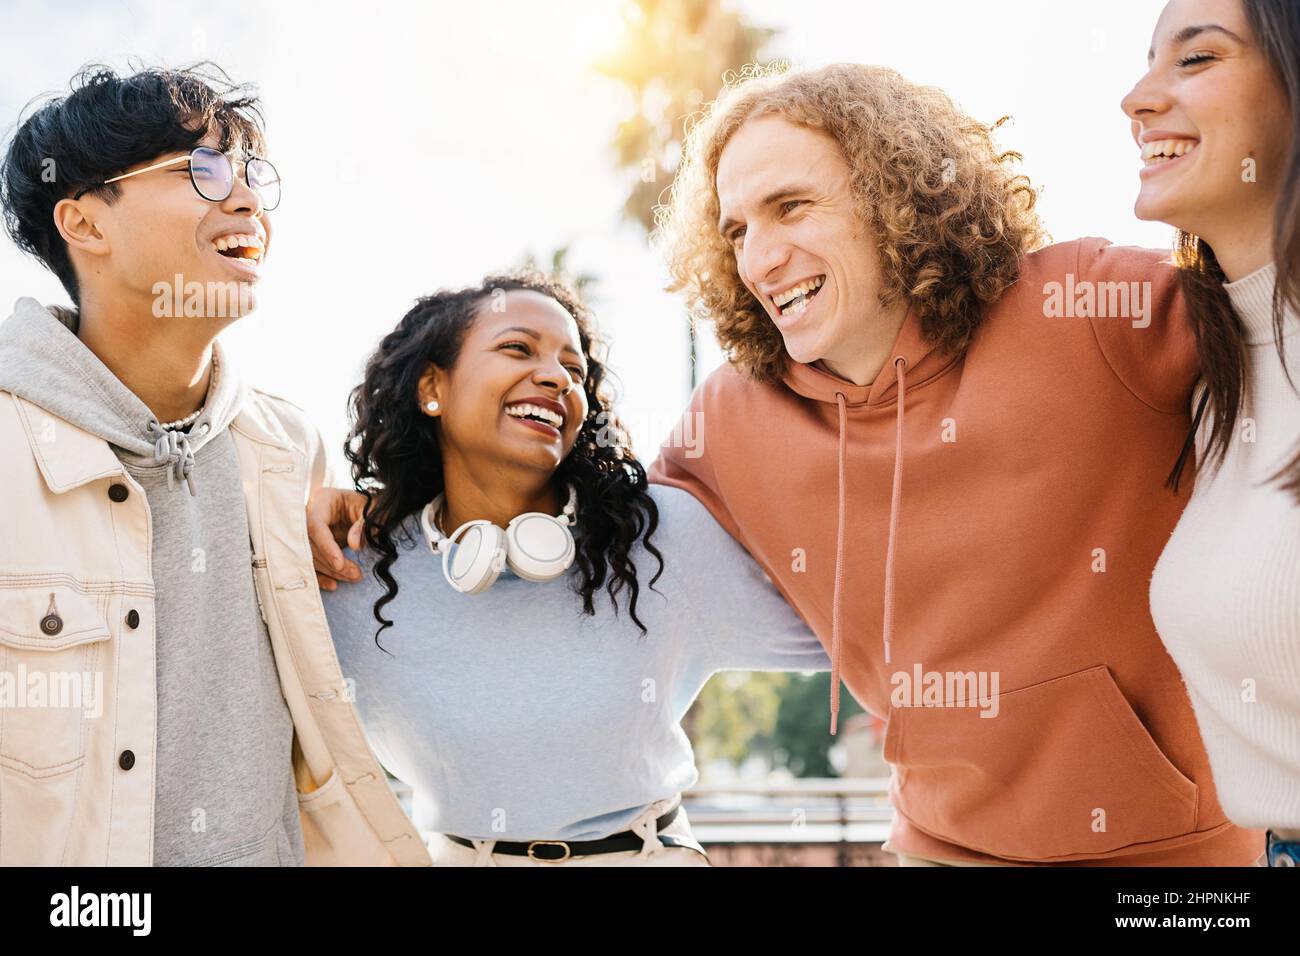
(425, 400, 440, 412)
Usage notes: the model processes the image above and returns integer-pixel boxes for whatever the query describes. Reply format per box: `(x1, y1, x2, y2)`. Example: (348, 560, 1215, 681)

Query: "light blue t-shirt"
(319, 484, 830, 842)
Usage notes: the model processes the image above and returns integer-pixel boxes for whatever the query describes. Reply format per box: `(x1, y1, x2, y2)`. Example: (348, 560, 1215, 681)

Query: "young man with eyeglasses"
(0, 63, 429, 866)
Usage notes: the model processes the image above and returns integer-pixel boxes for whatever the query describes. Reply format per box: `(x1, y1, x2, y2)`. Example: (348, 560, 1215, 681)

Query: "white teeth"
(211, 233, 264, 253)
(211, 232, 265, 261)
(1141, 139, 1199, 164)
(772, 275, 825, 308)
(505, 403, 563, 428)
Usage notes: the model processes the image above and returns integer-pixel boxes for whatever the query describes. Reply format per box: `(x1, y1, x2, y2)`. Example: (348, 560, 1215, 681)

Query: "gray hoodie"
(0, 297, 305, 866)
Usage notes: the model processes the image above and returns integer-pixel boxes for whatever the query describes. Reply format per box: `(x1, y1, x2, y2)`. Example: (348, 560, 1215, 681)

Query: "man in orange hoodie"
(648, 62, 1265, 866)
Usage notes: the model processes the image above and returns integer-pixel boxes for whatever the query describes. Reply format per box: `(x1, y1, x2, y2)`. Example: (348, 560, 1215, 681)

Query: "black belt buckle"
(446, 800, 683, 861)
(526, 840, 572, 863)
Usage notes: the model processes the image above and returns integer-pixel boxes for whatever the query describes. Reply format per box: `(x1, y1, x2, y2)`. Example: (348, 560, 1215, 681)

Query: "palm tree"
(518, 244, 599, 299)
(595, 2, 783, 756)
(597, 0, 774, 393)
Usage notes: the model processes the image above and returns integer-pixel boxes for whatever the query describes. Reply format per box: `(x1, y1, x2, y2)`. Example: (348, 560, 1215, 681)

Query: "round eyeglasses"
(73, 146, 282, 211)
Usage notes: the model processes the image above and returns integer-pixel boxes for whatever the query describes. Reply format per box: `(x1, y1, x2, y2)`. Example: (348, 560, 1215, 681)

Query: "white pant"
(428, 798, 712, 867)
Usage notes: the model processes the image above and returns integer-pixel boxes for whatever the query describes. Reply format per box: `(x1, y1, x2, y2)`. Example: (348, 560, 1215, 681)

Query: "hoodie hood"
(777, 303, 950, 406)
(778, 306, 957, 734)
(0, 296, 251, 496)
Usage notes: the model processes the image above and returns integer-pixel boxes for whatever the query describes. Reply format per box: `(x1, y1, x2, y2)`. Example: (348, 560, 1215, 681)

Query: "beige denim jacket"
(0, 385, 431, 866)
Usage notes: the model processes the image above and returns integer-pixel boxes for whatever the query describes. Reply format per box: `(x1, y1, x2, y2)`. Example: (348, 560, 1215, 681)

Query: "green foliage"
(518, 244, 599, 299)
(690, 671, 788, 766)
(597, 0, 775, 233)
(772, 672, 865, 777)
(597, 0, 775, 392)
(688, 670, 864, 777)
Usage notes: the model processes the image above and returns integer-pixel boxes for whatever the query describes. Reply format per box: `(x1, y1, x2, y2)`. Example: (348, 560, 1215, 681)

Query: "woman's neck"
(1200, 212, 1275, 283)
(438, 459, 560, 534)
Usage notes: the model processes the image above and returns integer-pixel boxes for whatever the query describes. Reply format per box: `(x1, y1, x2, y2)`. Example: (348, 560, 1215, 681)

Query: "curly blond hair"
(655, 62, 1048, 383)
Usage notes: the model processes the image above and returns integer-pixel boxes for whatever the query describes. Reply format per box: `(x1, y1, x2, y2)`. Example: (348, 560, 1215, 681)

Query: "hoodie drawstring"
(147, 420, 198, 496)
(828, 356, 908, 736)
(830, 391, 848, 736)
(882, 357, 908, 667)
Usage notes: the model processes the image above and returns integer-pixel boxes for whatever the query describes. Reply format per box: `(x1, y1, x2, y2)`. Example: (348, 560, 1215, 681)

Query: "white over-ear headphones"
(419, 485, 578, 594)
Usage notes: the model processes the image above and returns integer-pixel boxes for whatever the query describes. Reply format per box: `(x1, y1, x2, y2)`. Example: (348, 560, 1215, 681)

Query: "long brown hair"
(1168, 0, 1300, 501)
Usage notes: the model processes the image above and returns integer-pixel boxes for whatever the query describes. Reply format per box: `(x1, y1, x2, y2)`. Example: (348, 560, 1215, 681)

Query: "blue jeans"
(1266, 830, 1300, 867)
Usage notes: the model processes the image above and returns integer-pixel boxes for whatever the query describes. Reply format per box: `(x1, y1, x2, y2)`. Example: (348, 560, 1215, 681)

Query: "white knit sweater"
(1150, 261, 1300, 831)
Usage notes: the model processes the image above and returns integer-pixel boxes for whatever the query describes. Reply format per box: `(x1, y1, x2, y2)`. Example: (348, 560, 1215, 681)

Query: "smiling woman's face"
(421, 289, 590, 477)
(1121, 0, 1289, 244)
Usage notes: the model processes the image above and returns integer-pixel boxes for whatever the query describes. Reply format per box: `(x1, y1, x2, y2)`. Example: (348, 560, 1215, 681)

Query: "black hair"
(0, 60, 266, 305)
(345, 269, 666, 648)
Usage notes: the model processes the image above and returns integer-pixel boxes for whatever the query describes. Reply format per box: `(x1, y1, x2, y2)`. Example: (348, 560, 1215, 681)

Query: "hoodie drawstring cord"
(146, 420, 197, 496)
(882, 356, 908, 667)
(830, 391, 848, 736)
(828, 356, 908, 736)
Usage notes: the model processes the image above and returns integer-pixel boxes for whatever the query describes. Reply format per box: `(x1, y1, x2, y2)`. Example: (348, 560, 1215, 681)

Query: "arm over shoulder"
(652, 485, 829, 675)
(1075, 237, 1199, 414)
(647, 366, 744, 542)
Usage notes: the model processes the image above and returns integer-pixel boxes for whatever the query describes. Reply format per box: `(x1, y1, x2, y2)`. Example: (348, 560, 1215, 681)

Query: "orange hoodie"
(649, 238, 1265, 865)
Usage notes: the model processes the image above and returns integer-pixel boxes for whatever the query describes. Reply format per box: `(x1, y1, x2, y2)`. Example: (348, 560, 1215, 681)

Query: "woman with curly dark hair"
(312, 269, 828, 867)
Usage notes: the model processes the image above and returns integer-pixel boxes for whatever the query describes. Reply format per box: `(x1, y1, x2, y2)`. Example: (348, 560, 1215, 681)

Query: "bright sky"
(0, 0, 1175, 481)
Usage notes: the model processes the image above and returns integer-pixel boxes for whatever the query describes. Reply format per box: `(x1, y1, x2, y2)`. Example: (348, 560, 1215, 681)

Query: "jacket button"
(108, 483, 129, 502)
(40, 613, 63, 635)
(118, 750, 135, 771)
(125, 609, 140, 629)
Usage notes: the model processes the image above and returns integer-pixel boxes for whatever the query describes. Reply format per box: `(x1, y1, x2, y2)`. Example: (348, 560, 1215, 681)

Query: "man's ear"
(52, 197, 111, 260)
(416, 362, 447, 417)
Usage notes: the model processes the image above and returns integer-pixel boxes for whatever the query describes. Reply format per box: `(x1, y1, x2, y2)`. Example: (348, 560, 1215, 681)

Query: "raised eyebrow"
(495, 325, 585, 361)
(1149, 23, 1244, 61)
(718, 185, 812, 235)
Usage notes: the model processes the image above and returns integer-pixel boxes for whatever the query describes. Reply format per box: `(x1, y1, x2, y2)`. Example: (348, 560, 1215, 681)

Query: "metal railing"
(683, 778, 893, 831)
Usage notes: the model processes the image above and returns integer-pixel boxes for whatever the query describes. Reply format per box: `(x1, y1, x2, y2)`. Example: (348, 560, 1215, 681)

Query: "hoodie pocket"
(883, 663, 1199, 861)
